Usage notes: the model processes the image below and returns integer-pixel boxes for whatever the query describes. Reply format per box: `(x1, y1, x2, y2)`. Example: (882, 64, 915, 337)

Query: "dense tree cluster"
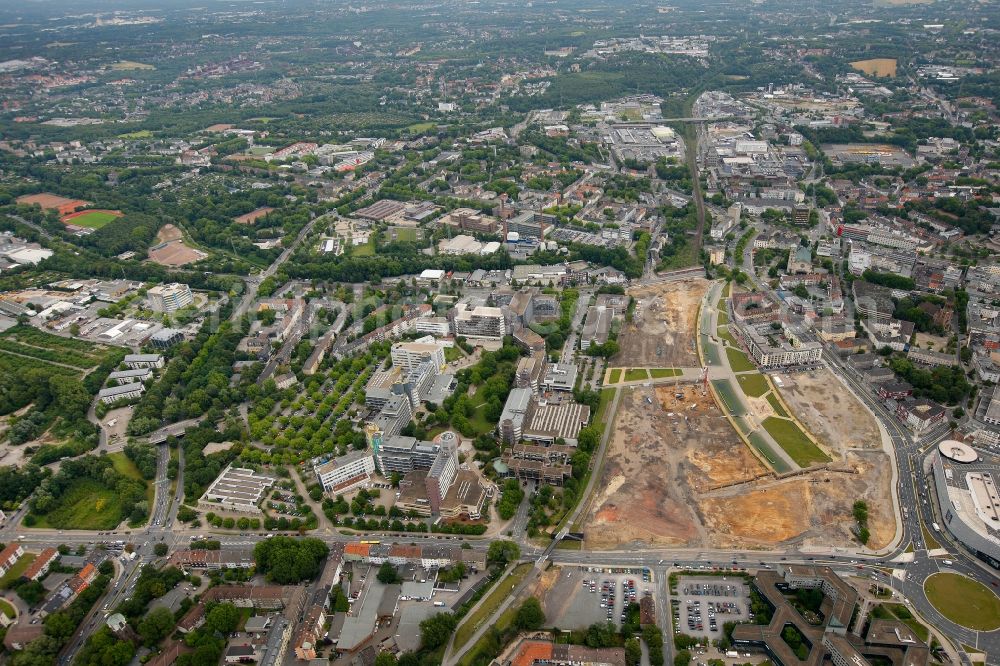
(28, 455, 150, 527)
(254, 536, 330, 584)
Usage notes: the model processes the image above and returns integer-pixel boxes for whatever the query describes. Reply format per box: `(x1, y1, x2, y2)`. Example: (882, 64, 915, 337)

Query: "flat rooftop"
(202, 466, 277, 507)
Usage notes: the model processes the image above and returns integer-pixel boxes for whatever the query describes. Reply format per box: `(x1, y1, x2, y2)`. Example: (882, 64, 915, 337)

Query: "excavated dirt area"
(615, 279, 709, 367)
(585, 384, 762, 549)
(776, 368, 882, 451)
(584, 379, 896, 550)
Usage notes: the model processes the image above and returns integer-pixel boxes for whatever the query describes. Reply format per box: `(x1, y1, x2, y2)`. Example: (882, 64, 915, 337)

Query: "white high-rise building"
(453, 303, 505, 340)
(390, 340, 446, 374)
(147, 283, 193, 312)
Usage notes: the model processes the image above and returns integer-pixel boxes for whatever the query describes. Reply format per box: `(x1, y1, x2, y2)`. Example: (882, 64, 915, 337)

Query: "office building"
(313, 450, 377, 494)
(147, 283, 194, 312)
(453, 303, 505, 340)
(391, 340, 446, 374)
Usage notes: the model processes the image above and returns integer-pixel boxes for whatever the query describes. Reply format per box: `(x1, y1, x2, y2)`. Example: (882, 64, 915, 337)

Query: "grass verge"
(765, 393, 788, 417)
(607, 368, 622, 384)
(649, 368, 681, 379)
(453, 563, 533, 650)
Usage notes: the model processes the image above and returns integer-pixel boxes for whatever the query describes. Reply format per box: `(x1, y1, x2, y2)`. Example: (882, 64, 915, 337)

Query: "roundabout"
(924, 572, 1000, 631)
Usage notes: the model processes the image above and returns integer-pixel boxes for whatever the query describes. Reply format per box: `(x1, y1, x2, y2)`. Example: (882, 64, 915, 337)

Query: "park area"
(924, 573, 1000, 631)
(615, 279, 707, 368)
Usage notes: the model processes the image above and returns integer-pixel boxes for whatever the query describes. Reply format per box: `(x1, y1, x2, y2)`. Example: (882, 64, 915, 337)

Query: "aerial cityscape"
(0, 0, 997, 664)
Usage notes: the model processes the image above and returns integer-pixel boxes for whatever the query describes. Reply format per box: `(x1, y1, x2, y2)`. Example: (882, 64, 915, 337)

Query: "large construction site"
(615, 279, 708, 368)
(585, 286, 896, 551)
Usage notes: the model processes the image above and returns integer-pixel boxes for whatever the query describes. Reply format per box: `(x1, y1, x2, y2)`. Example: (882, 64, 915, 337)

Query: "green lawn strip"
(722, 281, 732, 298)
(717, 326, 738, 347)
(717, 309, 729, 325)
(0, 554, 36, 588)
(882, 604, 930, 642)
(702, 338, 721, 366)
(725, 347, 755, 372)
(761, 417, 830, 467)
(32, 478, 124, 530)
(924, 573, 1000, 631)
(0, 598, 15, 618)
(736, 373, 770, 398)
(453, 563, 533, 650)
(459, 603, 520, 666)
(921, 521, 942, 551)
(624, 368, 649, 382)
(351, 239, 376, 256)
(649, 368, 680, 379)
(765, 393, 789, 417)
(108, 452, 154, 504)
(444, 346, 464, 363)
(607, 368, 622, 384)
(594, 388, 616, 428)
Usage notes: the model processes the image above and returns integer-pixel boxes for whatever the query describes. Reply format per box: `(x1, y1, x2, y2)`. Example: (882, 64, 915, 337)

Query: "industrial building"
(580, 305, 613, 350)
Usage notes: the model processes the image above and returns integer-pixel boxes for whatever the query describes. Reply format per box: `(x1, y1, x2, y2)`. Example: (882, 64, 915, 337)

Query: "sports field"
(61, 209, 122, 229)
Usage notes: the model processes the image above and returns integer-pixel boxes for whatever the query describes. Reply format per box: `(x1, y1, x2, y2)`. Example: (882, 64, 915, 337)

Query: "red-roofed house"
(23, 548, 57, 581)
(0, 544, 24, 577)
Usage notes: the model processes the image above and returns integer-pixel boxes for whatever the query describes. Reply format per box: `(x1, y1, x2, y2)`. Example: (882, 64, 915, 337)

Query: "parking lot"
(674, 576, 750, 640)
(547, 567, 654, 629)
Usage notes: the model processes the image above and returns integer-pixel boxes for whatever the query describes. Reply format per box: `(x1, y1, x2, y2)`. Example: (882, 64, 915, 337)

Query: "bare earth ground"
(155, 224, 184, 243)
(701, 449, 894, 549)
(776, 368, 881, 451)
(585, 377, 895, 550)
(585, 385, 762, 549)
(149, 225, 208, 266)
(615, 279, 709, 367)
